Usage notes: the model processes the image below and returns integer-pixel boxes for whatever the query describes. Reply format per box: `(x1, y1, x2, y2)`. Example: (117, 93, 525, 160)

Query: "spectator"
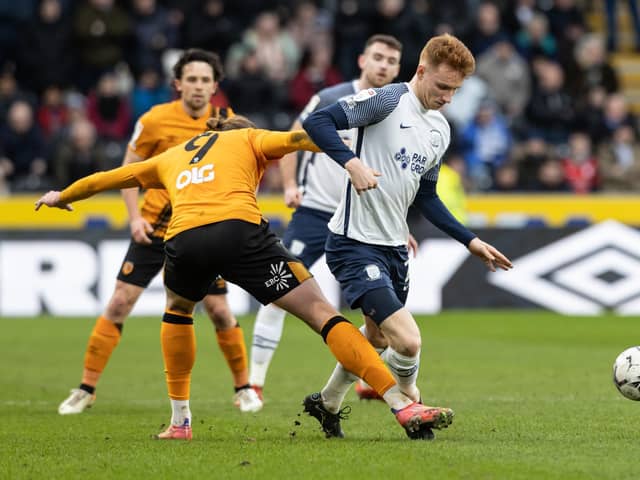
(86, 70, 131, 168)
(597, 125, 640, 191)
(566, 34, 619, 108)
(130, 0, 178, 76)
(476, 36, 531, 120)
(333, 0, 375, 80)
(560, 132, 599, 194)
(573, 85, 608, 145)
(72, 0, 132, 92)
(225, 46, 280, 128)
(436, 153, 469, 224)
(525, 60, 574, 144)
(0, 65, 37, 125)
(545, 0, 585, 64)
(502, 0, 539, 36)
(288, 40, 343, 112)
(531, 157, 571, 192)
(17, 0, 74, 94)
(443, 74, 489, 132)
(0, 100, 50, 191)
(182, 0, 239, 62)
(37, 85, 71, 140)
(372, 0, 433, 81)
(86, 71, 132, 142)
(130, 67, 171, 121)
(0, 0, 35, 66)
(461, 98, 512, 190)
(226, 11, 300, 85)
(492, 162, 523, 192)
(511, 132, 553, 190)
(51, 117, 108, 186)
(514, 11, 557, 61)
(287, 0, 334, 53)
(429, 0, 475, 38)
(467, 1, 509, 57)
(601, 93, 638, 143)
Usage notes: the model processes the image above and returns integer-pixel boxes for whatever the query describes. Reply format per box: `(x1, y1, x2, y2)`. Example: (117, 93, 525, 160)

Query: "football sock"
(321, 316, 395, 398)
(358, 324, 386, 390)
(321, 363, 358, 413)
(161, 311, 196, 401)
(382, 347, 421, 402)
(216, 325, 249, 389)
(382, 385, 414, 411)
(81, 315, 122, 388)
(249, 303, 286, 387)
(170, 399, 191, 427)
(321, 324, 384, 412)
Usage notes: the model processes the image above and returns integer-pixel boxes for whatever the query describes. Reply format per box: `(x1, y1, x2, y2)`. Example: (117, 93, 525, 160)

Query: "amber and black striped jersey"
(59, 129, 320, 240)
(128, 100, 233, 238)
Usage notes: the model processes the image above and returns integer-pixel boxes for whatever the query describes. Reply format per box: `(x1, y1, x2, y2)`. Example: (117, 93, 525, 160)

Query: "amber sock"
(161, 312, 196, 400)
(81, 316, 122, 388)
(321, 316, 395, 396)
(216, 325, 249, 389)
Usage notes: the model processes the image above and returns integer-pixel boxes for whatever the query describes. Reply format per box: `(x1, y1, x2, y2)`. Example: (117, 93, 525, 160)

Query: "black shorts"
(117, 236, 228, 294)
(164, 220, 312, 304)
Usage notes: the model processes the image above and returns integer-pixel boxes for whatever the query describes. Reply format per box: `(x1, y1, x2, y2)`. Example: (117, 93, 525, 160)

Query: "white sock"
(320, 363, 358, 414)
(249, 303, 286, 386)
(170, 399, 191, 427)
(382, 347, 421, 402)
(382, 385, 413, 411)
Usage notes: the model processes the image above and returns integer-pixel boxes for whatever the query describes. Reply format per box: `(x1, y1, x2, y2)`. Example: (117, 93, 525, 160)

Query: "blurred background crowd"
(0, 0, 638, 196)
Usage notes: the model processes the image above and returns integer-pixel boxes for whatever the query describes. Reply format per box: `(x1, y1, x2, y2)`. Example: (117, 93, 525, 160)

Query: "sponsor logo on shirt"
(394, 148, 429, 174)
(175, 165, 215, 189)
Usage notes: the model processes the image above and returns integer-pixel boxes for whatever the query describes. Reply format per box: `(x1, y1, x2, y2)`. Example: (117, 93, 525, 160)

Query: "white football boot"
(58, 388, 96, 415)
(233, 387, 263, 413)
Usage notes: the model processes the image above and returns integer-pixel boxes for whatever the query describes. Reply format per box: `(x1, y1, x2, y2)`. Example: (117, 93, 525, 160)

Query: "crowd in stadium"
(0, 0, 639, 195)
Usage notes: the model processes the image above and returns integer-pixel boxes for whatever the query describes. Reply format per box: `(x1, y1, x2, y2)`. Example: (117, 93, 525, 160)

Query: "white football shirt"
(328, 83, 451, 246)
(297, 81, 359, 213)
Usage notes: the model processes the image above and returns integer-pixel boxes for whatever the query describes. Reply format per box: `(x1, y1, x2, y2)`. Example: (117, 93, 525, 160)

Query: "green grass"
(1, 311, 639, 479)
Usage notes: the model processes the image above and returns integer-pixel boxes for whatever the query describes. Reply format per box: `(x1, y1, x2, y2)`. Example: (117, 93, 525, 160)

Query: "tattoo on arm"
(291, 131, 309, 144)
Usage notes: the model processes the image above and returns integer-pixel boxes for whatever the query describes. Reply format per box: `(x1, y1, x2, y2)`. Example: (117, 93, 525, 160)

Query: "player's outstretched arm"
(35, 191, 72, 211)
(259, 130, 321, 159)
(35, 162, 158, 212)
(467, 237, 513, 272)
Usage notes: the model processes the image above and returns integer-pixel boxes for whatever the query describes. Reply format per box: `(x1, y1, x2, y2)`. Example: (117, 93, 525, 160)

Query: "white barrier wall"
(3, 220, 640, 316)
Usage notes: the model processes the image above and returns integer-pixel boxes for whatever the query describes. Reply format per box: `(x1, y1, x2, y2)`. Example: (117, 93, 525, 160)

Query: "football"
(613, 346, 640, 401)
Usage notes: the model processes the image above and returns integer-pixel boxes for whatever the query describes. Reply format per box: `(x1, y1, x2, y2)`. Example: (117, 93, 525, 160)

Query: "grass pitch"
(1, 311, 638, 479)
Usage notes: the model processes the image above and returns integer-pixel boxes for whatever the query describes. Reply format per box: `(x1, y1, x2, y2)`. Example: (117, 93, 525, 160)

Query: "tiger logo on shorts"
(121, 261, 134, 276)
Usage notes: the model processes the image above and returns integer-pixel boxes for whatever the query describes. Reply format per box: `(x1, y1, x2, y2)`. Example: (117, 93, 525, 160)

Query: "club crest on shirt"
(429, 129, 443, 148)
(346, 88, 377, 108)
(364, 264, 381, 281)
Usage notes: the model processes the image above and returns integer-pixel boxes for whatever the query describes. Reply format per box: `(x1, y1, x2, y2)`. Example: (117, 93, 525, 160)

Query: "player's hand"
(34, 191, 73, 211)
(283, 185, 302, 208)
(345, 157, 381, 194)
(407, 233, 418, 258)
(130, 217, 153, 245)
(468, 237, 513, 272)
